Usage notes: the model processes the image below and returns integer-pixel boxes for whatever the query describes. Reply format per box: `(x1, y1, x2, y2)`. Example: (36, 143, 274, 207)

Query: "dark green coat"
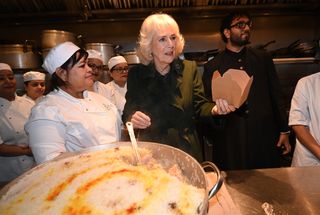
(122, 59, 214, 161)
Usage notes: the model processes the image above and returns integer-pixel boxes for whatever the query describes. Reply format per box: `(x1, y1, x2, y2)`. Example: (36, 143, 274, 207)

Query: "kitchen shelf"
(273, 57, 316, 64)
(195, 57, 318, 66)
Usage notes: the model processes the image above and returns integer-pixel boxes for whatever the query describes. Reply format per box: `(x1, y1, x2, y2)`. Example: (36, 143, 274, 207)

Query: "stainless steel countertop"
(224, 166, 320, 215)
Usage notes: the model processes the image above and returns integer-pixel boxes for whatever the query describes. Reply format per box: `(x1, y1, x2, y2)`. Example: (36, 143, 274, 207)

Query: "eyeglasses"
(230, 21, 252, 30)
(88, 63, 104, 70)
(112, 67, 129, 73)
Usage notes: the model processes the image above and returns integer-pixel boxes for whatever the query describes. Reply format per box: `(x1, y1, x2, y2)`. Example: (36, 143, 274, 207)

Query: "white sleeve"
(26, 120, 66, 164)
(289, 79, 310, 126)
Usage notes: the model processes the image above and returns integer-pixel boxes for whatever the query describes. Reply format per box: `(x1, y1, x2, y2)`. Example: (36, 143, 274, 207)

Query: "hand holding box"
(211, 69, 253, 108)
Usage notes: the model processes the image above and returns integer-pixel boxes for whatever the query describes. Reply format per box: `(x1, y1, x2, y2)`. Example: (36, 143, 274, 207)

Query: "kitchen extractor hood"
(0, 0, 319, 26)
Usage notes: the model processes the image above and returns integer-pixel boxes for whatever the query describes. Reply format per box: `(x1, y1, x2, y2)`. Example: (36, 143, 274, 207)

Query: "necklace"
(156, 64, 170, 76)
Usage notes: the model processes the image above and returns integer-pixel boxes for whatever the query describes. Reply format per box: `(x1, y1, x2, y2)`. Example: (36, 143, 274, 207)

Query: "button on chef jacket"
(0, 95, 35, 182)
(25, 88, 122, 164)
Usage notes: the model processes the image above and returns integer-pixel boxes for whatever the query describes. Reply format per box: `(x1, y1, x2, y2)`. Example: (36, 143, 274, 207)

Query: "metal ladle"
(125, 122, 142, 165)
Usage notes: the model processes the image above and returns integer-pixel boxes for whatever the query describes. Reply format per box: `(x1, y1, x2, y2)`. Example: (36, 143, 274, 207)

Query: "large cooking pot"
(41, 29, 79, 49)
(0, 141, 222, 214)
(122, 51, 140, 64)
(86, 141, 223, 215)
(85, 43, 116, 65)
(0, 44, 42, 69)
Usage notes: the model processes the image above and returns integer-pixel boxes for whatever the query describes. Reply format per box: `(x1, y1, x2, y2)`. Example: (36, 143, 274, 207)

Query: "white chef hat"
(23, 71, 46, 82)
(42, 41, 80, 75)
(108, 56, 127, 70)
(87, 49, 103, 62)
(0, 63, 13, 71)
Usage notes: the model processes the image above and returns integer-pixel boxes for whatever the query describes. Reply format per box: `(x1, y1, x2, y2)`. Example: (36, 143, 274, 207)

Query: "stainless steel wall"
(1, 12, 319, 99)
(0, 13, 318, 52)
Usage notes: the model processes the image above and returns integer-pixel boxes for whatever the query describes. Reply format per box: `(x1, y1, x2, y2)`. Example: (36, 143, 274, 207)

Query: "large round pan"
(0, 141, 222, 214)
(76, 142, 223, 214)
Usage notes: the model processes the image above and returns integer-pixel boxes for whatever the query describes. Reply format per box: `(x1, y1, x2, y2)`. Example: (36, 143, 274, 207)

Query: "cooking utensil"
(0, 42, 42, 69)
(41, 29, 82, 60)
(85, 43, 116, 65)
(270, 39, 301, 58)
(41, 29, 79, 49)
(184, 49, 220, 62)
(78, 142, 223, 213)
(202, 161, 223, 199)
(292, 41, 317, 57)
(0, 141, 222, 214)
(255, 40, 276, 50)
(122, 51, 140, 64)
(125, 122, 142, 165)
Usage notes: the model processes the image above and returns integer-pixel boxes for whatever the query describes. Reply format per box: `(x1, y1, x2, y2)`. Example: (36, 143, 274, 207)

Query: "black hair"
(220, 11, 251, 43)
(50, 48, 88, 91)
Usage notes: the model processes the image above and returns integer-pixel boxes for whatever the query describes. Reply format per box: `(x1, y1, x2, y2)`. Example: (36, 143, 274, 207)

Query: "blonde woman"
(122, 13, 234, 161)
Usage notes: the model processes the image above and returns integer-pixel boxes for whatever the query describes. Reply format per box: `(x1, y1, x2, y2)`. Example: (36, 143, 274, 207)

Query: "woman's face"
(0, 69, 16, 99)
(88, 58, 104, 82)
(63, 56, 94, 97)
(151, 26, 177, 68)
(110, 62, 128, 87)
(25, 80, 45, 100)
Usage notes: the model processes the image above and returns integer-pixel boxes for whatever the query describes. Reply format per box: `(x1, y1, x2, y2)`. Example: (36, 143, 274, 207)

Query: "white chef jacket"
(92, 81, 109, 96)
(0, 95, 35, 182)
(22, 94, 43, 104)
(25, 88, 122, 164)
(104, 81, 127, 115)
(289, 72, 320, 167)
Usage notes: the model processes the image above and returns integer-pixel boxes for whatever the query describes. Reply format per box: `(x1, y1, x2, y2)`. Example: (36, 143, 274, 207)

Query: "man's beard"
(230, 32, 251, 47)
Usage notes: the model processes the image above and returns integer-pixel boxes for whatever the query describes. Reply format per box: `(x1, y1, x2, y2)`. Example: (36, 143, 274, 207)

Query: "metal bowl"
(0, 141, 222, 214)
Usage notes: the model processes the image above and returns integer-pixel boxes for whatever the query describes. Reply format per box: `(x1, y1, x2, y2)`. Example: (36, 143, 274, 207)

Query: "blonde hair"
(136, 13, 185, 65)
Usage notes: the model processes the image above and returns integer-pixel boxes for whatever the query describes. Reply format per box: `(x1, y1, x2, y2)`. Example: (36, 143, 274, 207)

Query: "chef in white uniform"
(105, 56, 128, 115)
(289, 72, 320, 166)
(25, 42, 122, 164)
(23, 71, 46, 103)
(0, 63, 35, 182)
(86, 49, 110, 96)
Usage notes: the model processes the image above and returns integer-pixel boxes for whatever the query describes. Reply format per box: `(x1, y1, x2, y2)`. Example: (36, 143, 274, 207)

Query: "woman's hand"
(130, 111, 151, 129)
(212, 99, 236, 115)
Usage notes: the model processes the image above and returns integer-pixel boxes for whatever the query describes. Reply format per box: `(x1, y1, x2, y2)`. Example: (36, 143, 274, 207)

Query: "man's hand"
(277, 133, 291, 155)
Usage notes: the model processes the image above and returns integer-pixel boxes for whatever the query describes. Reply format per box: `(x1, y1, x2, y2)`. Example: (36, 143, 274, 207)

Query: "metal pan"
(0, 141, 222, 214)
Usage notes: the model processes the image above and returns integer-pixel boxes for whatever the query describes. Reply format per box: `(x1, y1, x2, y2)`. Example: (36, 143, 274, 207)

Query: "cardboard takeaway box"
(211, 69, 253, 108)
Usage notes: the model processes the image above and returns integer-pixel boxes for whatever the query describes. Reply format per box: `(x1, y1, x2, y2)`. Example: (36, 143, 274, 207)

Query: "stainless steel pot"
(41, 29, 78, 49)
(85, 43, 115, 65)
(122, 51, 140, 64)
(0, 141, 222, 214)
(0, 44, 42, 69)
(41, 48, 51, 59)
(80, 141, 223, 214)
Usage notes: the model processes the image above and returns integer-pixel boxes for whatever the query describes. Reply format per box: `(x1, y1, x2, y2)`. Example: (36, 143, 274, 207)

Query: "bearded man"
(202, 11, 291, 170)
